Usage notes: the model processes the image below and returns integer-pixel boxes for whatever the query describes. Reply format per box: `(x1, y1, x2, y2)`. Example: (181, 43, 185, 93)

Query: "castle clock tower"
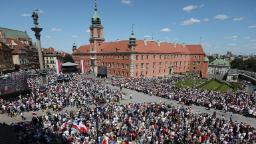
(90, 0, 105, 52)
(89, 0, 105, 75)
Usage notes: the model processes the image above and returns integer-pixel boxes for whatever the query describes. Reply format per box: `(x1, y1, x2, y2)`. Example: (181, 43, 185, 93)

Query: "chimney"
(157, 40, 161, 47)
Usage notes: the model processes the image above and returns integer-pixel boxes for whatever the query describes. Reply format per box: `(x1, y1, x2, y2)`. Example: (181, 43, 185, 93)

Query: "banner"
(55, 59, 61, 75)
(81, 59, 84, 73)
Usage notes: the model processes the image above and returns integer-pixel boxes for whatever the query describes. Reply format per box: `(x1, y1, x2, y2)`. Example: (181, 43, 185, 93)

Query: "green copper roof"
(0, 27, 30, 39)
(129, 32, 136, 39)
(210, 59, 230, 67)
(93, 11, 100, 20)
(93, 0, 100, 20)
(204, 57, 209, 62)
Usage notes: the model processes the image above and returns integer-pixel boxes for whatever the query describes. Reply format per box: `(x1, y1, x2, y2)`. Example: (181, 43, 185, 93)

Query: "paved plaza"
(1, 79, 255, 129)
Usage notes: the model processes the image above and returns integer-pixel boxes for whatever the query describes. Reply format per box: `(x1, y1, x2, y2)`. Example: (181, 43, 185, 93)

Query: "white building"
(42, 47, 63, 69)
(208, 59, 230, 79)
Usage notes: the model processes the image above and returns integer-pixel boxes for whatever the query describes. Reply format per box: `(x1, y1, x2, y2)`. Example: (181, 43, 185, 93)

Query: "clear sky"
(1, 0, 256, 55)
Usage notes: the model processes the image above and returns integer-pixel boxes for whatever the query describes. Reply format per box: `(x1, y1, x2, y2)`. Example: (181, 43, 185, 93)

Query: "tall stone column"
(31, 10, 46, 84)
(31, 10, 43, 70)
(31, 27, 43, 70)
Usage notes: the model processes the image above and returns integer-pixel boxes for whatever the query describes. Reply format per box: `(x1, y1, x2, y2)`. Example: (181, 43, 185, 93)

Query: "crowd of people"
(12, 103, 256, 143)
(0, 71, 256, 143)
(112, 77, 256, 117)
(0, 73, 124, 117)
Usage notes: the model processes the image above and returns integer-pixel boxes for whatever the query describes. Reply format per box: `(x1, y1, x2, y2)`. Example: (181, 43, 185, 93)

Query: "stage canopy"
(61, 62, 78, 67)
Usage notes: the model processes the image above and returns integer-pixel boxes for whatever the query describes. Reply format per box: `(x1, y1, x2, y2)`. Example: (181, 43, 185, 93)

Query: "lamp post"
(95, 105, 99, 144)
(93, 98, 106, 144)
(31, 10, 46, 85)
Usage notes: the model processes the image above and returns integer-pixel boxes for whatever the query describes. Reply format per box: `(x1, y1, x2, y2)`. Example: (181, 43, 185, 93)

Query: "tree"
(63, 54, 74, 63)
(231, 57, 256, 72)
(208, 56, 215, 63)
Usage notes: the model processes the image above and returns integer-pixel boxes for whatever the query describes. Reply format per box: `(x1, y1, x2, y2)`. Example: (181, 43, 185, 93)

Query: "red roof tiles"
(74, 40, 205, 55)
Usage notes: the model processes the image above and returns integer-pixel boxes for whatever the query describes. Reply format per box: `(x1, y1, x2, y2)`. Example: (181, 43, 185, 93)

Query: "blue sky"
(1, 0, 256, 55)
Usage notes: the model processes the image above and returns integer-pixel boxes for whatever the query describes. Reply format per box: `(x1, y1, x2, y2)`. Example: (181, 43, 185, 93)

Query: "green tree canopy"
(231, 58, 256, 72)
(63, 54, 74, 63)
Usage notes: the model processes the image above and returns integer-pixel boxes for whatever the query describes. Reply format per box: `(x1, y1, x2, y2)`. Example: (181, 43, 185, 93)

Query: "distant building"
(0, 27, 39, 70)
(42, 47, 63, 69)
(208, 59, 230, 79)
(0, 42, 14, 73)
(226, 51, 233, 57)
(226, 69, 239, 83)
(72, 0, 209, 78)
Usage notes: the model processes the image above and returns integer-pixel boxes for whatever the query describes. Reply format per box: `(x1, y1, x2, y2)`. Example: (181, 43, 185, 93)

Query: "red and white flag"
(60, 122, 68, 131)
(55, 59, 61, 75)
(72, 122, 80, 131)
(79, 122, 87, 133)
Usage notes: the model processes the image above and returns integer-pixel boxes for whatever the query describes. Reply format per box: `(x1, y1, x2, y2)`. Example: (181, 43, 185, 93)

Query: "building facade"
(0, 27, 39, 70)
(208, 59, 230, 79)
(72, 0, 208, 78)
(42, 47, 63, 69)
(0, 42, 14, 73)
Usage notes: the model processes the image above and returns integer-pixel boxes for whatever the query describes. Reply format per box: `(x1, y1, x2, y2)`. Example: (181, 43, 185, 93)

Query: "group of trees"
(63, 54, 74, 63)
(231, 57, 256, 72)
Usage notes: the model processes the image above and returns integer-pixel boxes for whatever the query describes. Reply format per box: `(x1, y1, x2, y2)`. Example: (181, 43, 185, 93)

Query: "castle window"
(141, 63, 144, 69)
(146, 63, 149, 70)
(97, 29, 101, 38)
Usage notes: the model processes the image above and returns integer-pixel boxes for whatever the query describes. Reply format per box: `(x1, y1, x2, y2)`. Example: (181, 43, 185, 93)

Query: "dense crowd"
(112, 77, 256, 117)
(12, 103, 256, 144)
(0, 71, 256, 143)
(0, 73, 124, 117)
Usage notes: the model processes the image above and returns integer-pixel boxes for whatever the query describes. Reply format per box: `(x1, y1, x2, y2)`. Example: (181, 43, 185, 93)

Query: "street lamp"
(93, 98, 106, 144)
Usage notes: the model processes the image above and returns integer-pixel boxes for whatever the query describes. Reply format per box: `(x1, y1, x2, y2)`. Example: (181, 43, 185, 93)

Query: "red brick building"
(72, 0, 208, 78)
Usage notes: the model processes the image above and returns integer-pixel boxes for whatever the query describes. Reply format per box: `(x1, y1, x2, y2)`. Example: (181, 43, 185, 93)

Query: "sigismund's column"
(31, 10, 43, 70)
(31, 10, 47, 85)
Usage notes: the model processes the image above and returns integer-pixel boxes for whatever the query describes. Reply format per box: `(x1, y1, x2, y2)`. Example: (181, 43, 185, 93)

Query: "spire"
(129, 24, 136, 48)
(130, 24, 135, 38)
(89, 0, 105, 43)
(93, 0, 99, 20)
(72, 42, 77, 53)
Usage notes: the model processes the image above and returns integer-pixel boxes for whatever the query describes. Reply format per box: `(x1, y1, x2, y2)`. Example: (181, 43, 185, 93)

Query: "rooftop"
(74, 40, 205, 55)
(210, 59, 230, 67)
(0, 27, 30, 40)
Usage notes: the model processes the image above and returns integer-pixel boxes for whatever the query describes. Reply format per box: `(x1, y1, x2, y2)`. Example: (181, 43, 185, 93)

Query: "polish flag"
(55, 59, 61, 75)
(79, 122, 87, 133)
(102, 136, 109, 144)
(60, 122, 68, 131)
(72, 122, 80, 131)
